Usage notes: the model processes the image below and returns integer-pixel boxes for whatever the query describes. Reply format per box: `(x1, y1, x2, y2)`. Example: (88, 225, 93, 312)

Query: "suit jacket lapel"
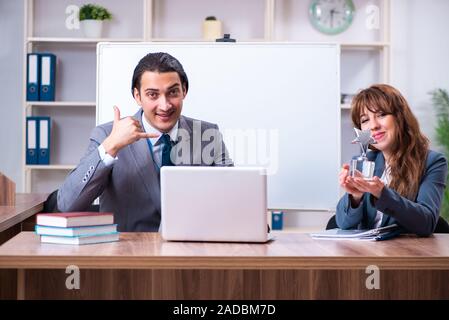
(373, 152, 385, 178)
(176, 116, 195, 165)
(371, 152, 392, 227)
(364, 152, 386, 227)
(129, 109, 161, 213)
(178, 116, 192, 143)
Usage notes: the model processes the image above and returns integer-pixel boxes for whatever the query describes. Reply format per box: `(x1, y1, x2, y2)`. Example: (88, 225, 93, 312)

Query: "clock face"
(309, 0, 355, 35)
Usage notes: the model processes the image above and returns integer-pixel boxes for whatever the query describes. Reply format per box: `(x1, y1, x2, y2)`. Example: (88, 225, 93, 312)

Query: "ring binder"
(26, 116, 51, 165)
(39, 53, 56, 101)
(26, 53, 40, 101)
(26, 117, 38, 164)
(38, 117, 51, 164)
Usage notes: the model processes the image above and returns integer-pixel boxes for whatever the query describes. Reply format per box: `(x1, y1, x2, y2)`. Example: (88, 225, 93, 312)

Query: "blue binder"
(26, 117, 39, 164)
(271, 211, 284, 230)
(26, 53, 40, 101)
(37, 117, 51, 165)
(39, 53, 56, 101)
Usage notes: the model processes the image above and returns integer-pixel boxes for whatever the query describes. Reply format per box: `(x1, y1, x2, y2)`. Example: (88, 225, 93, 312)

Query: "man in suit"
(57, 52, 233, 231)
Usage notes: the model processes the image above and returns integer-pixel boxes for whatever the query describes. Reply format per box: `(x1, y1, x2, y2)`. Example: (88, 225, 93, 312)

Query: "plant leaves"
(430, 88, 449, 220)
(79, 4, 112, 21)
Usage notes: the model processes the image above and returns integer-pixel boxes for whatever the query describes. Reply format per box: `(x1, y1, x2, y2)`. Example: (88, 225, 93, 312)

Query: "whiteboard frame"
(96, 42, 341, 211)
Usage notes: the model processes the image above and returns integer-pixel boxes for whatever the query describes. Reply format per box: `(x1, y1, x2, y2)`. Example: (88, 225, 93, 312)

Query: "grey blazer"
(57, 109, 233, 231)
(336, 150, 448, 236)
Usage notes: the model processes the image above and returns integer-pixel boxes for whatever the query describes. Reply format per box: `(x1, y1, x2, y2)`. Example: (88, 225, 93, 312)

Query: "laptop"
(160, 166, 272, 242)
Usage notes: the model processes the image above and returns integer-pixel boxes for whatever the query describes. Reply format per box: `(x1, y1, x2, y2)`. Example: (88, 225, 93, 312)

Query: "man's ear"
(133, 87, 142, 105)
(182, 85, 187, 98)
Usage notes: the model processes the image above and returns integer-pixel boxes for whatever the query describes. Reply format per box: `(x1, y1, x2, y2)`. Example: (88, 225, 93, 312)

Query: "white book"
(35, 224, 117, 237)
(40, 232, 120, 245)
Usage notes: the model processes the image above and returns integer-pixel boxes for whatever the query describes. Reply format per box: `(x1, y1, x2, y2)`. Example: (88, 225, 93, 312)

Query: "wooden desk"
(0, 193, 48, 244)
(0, 193, 48, 300)
(1, 232, 448, 299)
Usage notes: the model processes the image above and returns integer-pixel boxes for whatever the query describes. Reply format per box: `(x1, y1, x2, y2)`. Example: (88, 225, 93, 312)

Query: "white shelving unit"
(25, 164, 77, 170)
(27, 101, 96, 107)
(23, 0, 390, 196)
(23, 0, 150, 192)
(27, 37, 143, 43)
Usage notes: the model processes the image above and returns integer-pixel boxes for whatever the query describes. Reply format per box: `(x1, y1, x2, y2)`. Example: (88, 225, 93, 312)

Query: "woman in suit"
(336, 84, 448, 236)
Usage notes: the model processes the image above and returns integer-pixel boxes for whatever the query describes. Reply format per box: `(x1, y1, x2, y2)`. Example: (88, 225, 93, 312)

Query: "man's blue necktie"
(160, 133, 174, 167)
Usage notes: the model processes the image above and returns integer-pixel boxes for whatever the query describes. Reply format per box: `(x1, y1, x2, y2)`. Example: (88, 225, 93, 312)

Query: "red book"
(36, 212, 114, 228)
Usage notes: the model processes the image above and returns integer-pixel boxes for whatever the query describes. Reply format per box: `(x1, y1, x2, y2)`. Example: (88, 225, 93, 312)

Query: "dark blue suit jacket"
(336, 150, 448, 236)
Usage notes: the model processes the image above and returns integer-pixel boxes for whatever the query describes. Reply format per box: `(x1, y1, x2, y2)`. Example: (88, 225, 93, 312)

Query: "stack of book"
(309, 224, 402, 241)
(35, 212, 119, 245)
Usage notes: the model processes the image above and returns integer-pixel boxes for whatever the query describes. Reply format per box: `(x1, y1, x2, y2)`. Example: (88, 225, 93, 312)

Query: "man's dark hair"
(131, 52, 189, 97)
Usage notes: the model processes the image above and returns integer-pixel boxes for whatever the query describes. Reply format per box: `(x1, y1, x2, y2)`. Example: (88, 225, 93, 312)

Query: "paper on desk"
(309, 224, 401, 241)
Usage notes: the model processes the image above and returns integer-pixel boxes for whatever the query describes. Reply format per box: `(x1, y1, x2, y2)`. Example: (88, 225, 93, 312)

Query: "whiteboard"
(97, 42, 341, 210)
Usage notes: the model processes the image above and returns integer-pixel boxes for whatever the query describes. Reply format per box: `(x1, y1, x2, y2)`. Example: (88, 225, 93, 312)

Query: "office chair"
(43, 190, 59, 213)
(325, 214, 449, 234)
(435, 215, 449, 233)
(43, 190, 99, 213)
(325, 215, 338, 230)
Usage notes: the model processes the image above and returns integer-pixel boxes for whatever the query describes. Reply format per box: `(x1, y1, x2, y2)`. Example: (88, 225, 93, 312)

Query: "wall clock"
(309, 0, 355, 35)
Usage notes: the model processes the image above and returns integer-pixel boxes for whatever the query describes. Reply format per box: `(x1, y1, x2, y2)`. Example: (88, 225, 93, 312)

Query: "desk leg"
(17, 269, 25, 300)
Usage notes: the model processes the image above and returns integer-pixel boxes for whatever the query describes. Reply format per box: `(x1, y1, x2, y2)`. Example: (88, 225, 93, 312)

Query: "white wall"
(391, 0, 449, 150)
(1, 0, 448, 197)
(0, 0, 24, 191)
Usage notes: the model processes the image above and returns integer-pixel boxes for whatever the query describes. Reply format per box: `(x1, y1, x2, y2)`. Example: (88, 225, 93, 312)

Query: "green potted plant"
(430, 88, 449, 220)
(79, 4, 112, 38)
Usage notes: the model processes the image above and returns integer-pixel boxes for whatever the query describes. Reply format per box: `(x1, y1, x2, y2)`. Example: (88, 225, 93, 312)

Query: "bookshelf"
(27, 101, 96, 108)
(23, 0, 148, 192)
(23, 0, 390, 205)
(27, 37, 143, 43)
(25, 165, 76, 170)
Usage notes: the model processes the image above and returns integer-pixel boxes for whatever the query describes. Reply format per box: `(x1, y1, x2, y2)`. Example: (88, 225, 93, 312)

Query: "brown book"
(36, 212, 114, 228)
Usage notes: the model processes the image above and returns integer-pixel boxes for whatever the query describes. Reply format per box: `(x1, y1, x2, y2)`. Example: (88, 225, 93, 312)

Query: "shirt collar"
(141, 111, 179, 145)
